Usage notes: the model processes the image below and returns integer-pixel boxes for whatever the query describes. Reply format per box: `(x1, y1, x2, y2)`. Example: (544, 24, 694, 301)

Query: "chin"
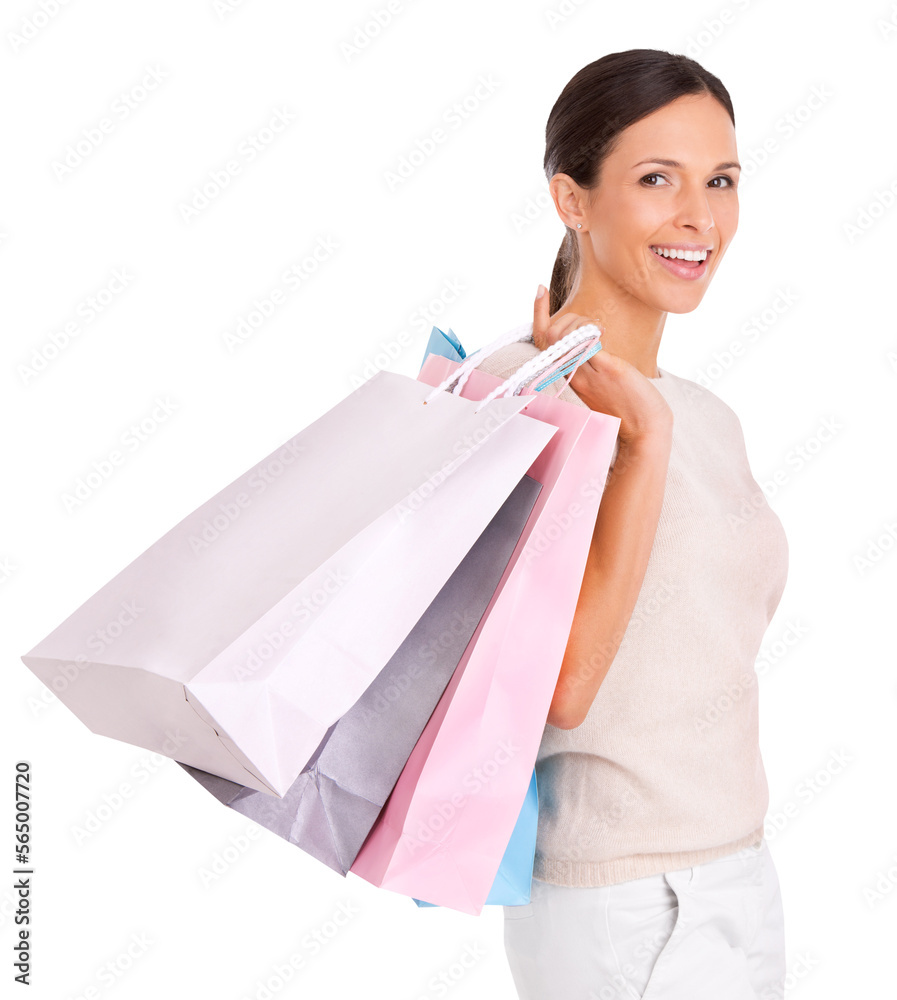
(661, 296, 708, 315)
(643, 286, 710, 314)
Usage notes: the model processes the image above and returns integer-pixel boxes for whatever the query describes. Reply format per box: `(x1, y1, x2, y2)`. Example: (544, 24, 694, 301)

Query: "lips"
(648, 247, 712, 281)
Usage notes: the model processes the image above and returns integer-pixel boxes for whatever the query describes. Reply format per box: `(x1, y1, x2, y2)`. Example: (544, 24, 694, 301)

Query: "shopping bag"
(414, 769, 538, 907)
(20, 368, 558, 796)
(414, 328, 539, 910)
(420, 326, 466, 367)
(175, 471, 542, 874)
(350, 344, 620, 914)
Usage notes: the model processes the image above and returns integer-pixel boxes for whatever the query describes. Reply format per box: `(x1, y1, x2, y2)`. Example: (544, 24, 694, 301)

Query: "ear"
(549, 173, 587, 231)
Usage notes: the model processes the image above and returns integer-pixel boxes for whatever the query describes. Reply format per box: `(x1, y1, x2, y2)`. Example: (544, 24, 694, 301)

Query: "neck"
(555, 267, 666, 380)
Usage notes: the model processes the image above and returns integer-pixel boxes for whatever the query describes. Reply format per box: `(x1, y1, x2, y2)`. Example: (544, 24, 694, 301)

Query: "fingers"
(550, 312, 589, 344)
(533, 284, 550, 350)
(533, 285, 603, 355)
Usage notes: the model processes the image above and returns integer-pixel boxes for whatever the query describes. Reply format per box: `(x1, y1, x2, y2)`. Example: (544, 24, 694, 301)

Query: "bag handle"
(437, 321, 536, 394)
(423, 324, 603, 412)
(517, 336, 602, 396)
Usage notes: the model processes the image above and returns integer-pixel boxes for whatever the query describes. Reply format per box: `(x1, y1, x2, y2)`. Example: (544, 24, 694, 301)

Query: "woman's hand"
(533, 284, 672, 446)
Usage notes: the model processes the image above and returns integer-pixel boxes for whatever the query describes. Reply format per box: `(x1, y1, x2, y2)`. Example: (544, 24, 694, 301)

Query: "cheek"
(591, 207, 645, 267)
(718, 198, 739, 235)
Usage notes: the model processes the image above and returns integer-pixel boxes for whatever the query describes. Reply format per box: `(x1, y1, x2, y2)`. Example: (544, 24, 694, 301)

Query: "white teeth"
(651, 246, 708, 261)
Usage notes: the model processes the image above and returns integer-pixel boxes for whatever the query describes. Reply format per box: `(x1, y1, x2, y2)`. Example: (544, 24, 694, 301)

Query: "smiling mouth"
(648, 245, 713, 278)
(649, 246, 713, 264)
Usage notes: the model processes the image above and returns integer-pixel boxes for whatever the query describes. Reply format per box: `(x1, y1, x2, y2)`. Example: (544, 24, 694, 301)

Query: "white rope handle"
(423, 324, 602, 411)
(471, 326, 601, 411)
(510, 335, 602, 396)
(428, 321, 535, 399)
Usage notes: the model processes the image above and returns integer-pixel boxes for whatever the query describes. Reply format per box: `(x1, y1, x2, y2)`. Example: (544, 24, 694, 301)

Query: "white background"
(3, 0, 896, 998)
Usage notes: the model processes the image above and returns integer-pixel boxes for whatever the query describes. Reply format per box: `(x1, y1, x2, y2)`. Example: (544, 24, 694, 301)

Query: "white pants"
(503, 839, 785, 1000)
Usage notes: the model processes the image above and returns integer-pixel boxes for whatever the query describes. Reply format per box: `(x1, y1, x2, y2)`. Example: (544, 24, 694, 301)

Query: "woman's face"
(581, 92, 740, 315)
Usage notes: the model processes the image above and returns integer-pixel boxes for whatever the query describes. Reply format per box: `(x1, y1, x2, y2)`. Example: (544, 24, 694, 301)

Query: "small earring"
(576, 224, 582, 229)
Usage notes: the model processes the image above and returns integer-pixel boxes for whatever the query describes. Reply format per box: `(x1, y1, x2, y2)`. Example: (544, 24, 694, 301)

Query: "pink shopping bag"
(350, 348, 620, 914)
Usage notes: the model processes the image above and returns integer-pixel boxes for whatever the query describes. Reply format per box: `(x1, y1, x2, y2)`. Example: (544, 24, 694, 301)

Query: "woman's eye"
(640, 173, 738, 189)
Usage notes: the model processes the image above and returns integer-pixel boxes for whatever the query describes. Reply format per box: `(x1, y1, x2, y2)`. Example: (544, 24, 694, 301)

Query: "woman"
(473, 50, 789, 1000)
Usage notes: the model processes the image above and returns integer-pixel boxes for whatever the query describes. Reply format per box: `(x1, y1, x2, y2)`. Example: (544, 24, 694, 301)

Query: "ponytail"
(549, 228, 579, 316)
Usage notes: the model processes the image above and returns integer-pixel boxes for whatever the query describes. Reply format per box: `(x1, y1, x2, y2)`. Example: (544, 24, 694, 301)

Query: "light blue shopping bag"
(419, 326, 466, 368)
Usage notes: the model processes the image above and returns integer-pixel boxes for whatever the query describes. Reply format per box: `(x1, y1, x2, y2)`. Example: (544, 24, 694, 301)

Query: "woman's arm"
(546, 427, 673, 730)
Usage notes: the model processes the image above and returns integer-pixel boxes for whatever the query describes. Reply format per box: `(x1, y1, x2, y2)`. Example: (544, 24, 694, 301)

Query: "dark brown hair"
(544, 49, 735, 315)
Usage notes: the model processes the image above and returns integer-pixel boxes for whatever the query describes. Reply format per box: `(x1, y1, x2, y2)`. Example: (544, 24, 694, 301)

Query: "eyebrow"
(631, 158, 741, 171)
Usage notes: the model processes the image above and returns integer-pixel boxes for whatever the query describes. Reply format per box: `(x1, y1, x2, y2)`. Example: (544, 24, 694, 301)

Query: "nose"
(674, 181, 715, 234)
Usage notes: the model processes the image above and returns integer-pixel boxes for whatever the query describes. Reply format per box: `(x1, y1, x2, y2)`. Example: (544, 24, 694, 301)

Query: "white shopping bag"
(21, 366, 560, 796)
